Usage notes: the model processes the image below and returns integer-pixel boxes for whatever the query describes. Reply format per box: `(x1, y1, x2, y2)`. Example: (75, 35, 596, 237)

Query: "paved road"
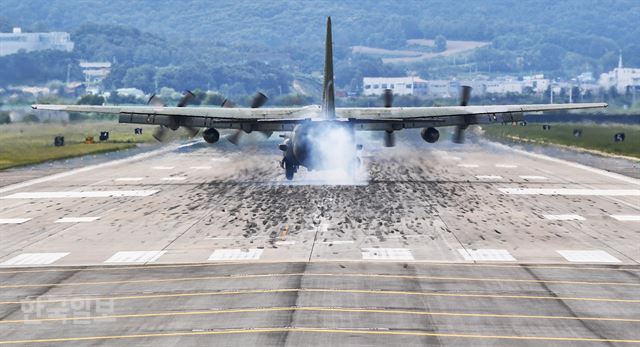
(0, 262, 639, 345)
(0, 132, 639, 345)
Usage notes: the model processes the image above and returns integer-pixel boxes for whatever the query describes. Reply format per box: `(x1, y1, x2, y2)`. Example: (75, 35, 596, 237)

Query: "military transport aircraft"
(33, 17, 607, 180)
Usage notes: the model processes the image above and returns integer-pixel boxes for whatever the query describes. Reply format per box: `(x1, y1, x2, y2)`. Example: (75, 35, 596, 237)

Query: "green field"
(0, 122, 164, 170)
(482, 123, 640, 159)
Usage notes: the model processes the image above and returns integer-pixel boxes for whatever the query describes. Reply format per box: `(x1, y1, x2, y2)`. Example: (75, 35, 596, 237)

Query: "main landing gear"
(280, 157, 298, 181)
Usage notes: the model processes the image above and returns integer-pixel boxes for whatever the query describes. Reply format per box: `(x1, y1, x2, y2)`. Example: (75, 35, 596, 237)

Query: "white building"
(0, 27, 74, 56)
(363, 77, 428, 96)
(80, 61, 112, 94)
(599, 54, 640, 93)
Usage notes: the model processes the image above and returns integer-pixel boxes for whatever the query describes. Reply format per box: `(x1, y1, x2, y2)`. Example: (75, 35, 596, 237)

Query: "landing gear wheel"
(285, 159, 295, 180)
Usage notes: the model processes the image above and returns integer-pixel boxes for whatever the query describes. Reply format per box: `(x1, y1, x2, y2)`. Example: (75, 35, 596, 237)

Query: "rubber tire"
(285, 160, 295, 180)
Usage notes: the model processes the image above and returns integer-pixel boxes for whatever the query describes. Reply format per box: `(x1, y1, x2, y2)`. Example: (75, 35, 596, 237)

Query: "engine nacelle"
(203, 128, 220, 143)
(420, 127, 440, 143)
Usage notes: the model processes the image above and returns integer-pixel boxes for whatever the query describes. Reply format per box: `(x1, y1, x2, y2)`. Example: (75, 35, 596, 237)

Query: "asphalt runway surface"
(0, 131, 639, 345)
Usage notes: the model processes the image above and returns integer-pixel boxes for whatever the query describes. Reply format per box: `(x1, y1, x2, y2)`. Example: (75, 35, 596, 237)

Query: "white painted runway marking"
(151, 166, 174, 170)
(104, 251, 166, 263)
(496, 164, 518, 168)
(115, 177, 144, 182)
(499, 188, 640, 196)
(543, 214, 585, 221)
(490, 142, 640, 186)
(190, 166, 211, 170)
(361, 248, 414, 261)
(476, 175, 503, 180)
(275, 240, 296, 245)
(161, 177, 187, 181)
(0, 141, 199, 195)
(55, 216, 101, 223)
(321, 240, 354, 245)
(557, 250, 621, 263)
(208, 249, 263, 261)
(211, 157, 231, 162)
(519, 175, 548, 180)
(0, 218, 31, 224)
(458, 249, 516, 261)
(457, 164, 479, 168)
(1, 252, 69, 266)
(610, 215, 640, 221)
(2, 190, 159, 199)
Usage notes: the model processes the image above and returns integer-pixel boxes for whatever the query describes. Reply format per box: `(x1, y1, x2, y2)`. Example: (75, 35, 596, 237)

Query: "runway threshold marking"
(4, 305, 640, 325)
(557, 250, 622, 263)
(0, 261, 637, 275)
(611, 215, 640, 221)
(3, 272, 640, 289)
(0, 253, 69, 266)
(3, 287, 639, 307)
(2, 327, 640, 345)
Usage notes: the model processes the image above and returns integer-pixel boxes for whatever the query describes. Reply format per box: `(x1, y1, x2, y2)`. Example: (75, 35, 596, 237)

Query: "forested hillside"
(0, 0, 638, 95)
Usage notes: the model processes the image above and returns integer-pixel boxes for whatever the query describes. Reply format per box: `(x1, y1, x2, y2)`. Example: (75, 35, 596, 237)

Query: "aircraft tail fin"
(322, 16, 336, 119)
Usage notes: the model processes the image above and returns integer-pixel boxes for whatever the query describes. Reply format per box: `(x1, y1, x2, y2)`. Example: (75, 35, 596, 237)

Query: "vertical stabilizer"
(322, 16, 336, 118)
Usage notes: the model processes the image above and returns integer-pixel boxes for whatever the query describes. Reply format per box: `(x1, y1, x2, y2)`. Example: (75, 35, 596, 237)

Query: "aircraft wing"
(32, 102, 606, 132)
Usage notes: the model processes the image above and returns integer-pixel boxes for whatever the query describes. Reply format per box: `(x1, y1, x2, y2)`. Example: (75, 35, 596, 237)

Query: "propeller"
(227, 92, 270, 145)
(453, 85, 472, 144)
(382, 89, 395, 147)
(151, 90, 199, 142)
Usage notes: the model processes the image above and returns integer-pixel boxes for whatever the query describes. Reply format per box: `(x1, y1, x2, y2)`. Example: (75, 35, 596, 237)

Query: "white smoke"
(289, 122, 369, 185)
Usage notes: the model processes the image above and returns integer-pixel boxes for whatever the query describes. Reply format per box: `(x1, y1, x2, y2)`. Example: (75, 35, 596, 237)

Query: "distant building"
(598, 53, 640, 93)
(362, 77, 428, 96)
(80, 61, 112, 94)
(0, 27, 74, 57)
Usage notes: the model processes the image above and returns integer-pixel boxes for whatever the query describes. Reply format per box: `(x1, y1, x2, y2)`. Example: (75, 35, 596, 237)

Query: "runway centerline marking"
(3, 272, 640, 289)
(1, 190, 159, 199)
(2, 326, 640, 345)
(3, 287, 639, 307)
(496, 164, 518, 168)
(4, 305, 639, 325)
(151, 166, 174, 170)
(0, 218, 31, 224)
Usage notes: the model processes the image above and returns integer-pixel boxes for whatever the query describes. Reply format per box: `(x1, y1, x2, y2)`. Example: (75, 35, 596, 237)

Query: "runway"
(0, 133, 639, 345)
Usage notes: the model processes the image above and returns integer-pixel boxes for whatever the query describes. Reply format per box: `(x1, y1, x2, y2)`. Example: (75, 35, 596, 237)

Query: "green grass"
(482, 123, 640, 159)
(0, 122, 161, 170)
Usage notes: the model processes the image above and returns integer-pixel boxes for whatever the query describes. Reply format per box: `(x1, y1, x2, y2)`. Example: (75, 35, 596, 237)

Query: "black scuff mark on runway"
(279, 262, 308, 347)
(523, 266, 616, 347)
(0, 267, 81, 321)
(403, 263, 444, 347)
